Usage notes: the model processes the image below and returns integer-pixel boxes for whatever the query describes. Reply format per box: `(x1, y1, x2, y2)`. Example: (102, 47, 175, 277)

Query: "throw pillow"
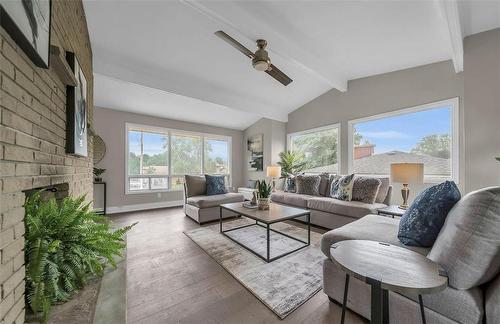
(330, 174, 355, 201)
(375, 177, 390, 203)
(352, 176, 382, 204)
(184, 175, 206, 197)
(318, 173, 331, 196)
(247, 180, 257, 189)
(205, 175, 226, 196)
(285, 177, 296, 192)
(398, 181, 461, 247)
(428, 186, 500, 289)
(295, 175, 321, 195)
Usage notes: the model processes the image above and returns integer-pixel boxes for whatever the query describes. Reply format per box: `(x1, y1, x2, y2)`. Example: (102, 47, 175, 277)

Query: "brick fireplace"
(0, 1, 93, 322)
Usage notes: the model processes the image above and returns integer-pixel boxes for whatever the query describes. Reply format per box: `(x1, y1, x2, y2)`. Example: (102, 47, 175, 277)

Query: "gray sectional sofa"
(183, 175, 244, 224)
(321, 186, 500, 324)
(271, 176, 392, 229)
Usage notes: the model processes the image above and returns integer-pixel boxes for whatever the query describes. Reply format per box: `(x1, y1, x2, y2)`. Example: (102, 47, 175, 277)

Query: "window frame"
(347, 97, 460, 183)
(125, 123, 232, 194)
(287, 123, 341, 174)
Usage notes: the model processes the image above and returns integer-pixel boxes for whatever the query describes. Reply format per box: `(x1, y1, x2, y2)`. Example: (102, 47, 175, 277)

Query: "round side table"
(330, 240, 447, 324)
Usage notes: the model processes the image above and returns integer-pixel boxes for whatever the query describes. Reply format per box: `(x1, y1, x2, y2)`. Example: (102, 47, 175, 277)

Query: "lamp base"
(400, 184, 410, 209)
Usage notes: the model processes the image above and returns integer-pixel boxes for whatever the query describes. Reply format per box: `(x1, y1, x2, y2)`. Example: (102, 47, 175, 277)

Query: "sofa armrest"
(383, 185, 393, 205)
(183, 183, 188, 203)
(486, 274, 500, 323)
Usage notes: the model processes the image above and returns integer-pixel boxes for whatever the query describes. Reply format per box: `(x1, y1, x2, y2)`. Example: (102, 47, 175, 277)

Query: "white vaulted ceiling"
(84, 0, 500, 130)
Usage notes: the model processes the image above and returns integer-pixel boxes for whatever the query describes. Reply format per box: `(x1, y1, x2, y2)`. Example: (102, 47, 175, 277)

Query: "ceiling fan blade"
(215, 31, 254, 59)
(266, 64, 293, 86)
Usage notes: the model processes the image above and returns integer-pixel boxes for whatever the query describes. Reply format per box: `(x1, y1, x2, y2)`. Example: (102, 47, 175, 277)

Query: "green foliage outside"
(25, 192, 136, 323)
(291, 128, 339, 171)
(411, 134, 451, 159)
(128, 135, 228, 176)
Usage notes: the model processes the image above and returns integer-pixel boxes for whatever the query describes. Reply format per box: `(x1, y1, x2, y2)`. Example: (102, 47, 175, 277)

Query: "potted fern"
(24, 192, 136, 323)
(256, 180, 272, 210)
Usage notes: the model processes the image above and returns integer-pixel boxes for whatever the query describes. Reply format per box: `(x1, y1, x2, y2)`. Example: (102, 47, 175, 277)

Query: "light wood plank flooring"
(110, 207, 367, 324)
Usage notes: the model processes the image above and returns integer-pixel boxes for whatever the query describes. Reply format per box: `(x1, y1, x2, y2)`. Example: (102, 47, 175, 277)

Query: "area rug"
(184, 218, 325, 319)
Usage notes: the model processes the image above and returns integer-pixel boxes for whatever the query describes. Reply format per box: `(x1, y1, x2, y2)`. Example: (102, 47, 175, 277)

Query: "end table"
(330, 240, 447, 324)
(377, 205, 405, 218)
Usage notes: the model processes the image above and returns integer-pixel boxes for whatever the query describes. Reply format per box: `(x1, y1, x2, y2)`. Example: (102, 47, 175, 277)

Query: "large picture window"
(348, 98, 459, 183)
(126, 124, 231, 193)
(288, 124, 340, 174)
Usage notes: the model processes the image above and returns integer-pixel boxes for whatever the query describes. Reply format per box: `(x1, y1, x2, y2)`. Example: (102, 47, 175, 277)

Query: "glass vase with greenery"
(93, 167, 106, 182)
(24, 192, 136, 323)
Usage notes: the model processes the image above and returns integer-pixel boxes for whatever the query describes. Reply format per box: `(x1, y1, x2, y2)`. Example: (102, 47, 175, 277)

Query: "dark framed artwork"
(247, 134, 263, 171)
(66, 51, 88, 157)
(0, 0, 51, 68)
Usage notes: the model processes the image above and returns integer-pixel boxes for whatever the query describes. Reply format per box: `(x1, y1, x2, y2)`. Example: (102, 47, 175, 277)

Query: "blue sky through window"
(355, 106, 452, 154)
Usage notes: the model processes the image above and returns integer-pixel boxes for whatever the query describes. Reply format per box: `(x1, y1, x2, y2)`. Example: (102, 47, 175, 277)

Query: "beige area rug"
(184, 218, 326, 319)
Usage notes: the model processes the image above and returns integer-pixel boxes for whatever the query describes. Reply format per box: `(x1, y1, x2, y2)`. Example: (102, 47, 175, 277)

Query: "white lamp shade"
(391, 163, 424, 184)
(266, 165, 281, 178)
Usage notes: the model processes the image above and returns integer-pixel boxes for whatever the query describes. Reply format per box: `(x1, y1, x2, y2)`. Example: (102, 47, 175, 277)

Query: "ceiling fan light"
(253, 60, 269, 71)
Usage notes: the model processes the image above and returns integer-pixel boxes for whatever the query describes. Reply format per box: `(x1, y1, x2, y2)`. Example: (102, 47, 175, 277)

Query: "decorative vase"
(258, 197, 270, 210)
(94, 177, 102, 182)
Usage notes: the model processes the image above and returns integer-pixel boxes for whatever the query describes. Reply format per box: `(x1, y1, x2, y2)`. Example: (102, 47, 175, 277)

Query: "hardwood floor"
(110, 207, 367, 324)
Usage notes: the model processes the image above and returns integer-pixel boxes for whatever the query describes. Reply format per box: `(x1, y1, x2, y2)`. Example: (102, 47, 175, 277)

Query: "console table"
(93, 181, 107, 215)
(330, 240, 447, 324)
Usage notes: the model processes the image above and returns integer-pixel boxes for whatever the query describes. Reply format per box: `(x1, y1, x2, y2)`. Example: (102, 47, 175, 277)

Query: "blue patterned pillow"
(398, 181, 461, 247)
(205, 175, 226, 195)
(286, 177, 296, 193)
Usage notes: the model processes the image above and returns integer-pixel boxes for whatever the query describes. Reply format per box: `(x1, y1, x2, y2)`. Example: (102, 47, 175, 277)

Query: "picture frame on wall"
(247, 134, 263, 172)
(0, 0, 51, 68)
(66, 51, 88, 157)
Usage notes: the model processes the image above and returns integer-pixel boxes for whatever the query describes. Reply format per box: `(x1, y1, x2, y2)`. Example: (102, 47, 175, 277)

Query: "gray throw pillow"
(352, 176, 382, 204)
(330, 174, 355, 201)
(318, 173, 331, 196)
(184, 175, 206, 197)
(375, 177, 390, 203)
(428, 186, 500, 289)
(295, 175, 321, 195)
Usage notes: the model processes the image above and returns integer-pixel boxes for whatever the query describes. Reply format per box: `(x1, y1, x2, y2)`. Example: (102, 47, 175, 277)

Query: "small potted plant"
(256, 180, 272, 210)
(93, 167, 106, 182)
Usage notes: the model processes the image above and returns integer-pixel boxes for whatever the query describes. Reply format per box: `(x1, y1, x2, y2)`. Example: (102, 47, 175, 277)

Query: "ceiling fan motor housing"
(253, 39, 271, 71)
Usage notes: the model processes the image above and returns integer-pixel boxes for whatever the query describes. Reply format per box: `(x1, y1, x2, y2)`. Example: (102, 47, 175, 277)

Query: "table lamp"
(266, 165, 281, 192)
(390, 163, 424, 209)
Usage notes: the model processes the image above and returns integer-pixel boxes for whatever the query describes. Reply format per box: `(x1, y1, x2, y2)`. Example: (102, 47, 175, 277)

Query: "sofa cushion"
(398, 180, 461, 247)
(296, 174, 321, 195)
(308, 197, 386, 219)
(320, 215, 430, 258)
(185, 175, 206, 197)
(205, 174, 226, 195)
(330, 174, 355, 201)
(375, 177, 390, 203)
(352, 176, 382, 204)
(270, 192, 313, 208)
(428, 186, 500, 290)
(187, 193, 244, 208)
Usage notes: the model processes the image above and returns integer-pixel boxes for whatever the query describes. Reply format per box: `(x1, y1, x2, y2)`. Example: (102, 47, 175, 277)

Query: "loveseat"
(183, 175, 244, 224)
(271, 175, 392, 229)
(321, 186, 500, 324)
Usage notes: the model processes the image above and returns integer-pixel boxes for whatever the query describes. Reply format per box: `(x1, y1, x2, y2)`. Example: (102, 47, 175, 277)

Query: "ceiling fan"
(215, 30, 293, 86)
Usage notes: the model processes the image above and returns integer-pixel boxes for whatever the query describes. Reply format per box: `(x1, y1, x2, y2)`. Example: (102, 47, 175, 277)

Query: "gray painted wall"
(288, 60, 464, 202)
(287, 28, 500, 197)
(93, 107, 244, 211)
(243, 118, 287, 186)
(463, 28, 500, 192)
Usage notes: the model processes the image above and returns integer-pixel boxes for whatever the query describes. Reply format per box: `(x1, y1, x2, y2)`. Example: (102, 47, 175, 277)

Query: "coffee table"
(330, 240, 448, 324)
(219, 202, 311, 262)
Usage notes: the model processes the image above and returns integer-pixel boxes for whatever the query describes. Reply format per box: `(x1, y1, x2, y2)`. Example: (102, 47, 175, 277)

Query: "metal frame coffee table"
(219, 202, 311, 262)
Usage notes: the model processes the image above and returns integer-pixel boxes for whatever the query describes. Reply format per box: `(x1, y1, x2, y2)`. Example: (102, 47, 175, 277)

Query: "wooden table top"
(330, 240, 447, 295)
(220, 202, 310, 224)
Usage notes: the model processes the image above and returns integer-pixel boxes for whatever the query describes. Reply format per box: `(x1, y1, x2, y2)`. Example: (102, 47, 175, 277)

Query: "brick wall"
(0, 1, 93, 322)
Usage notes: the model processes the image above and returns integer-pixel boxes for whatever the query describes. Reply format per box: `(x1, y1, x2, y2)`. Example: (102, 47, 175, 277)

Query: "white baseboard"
(107, 200, 184, 214)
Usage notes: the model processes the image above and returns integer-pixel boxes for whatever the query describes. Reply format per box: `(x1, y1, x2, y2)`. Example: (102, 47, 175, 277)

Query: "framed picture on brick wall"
(66, 51, 88, 157)
(0, 0, 51, 68)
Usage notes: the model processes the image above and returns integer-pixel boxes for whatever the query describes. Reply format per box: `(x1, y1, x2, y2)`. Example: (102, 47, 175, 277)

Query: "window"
(288, 124, 340, 174)
(126, 124, 231, 193)
(348, 98, 459, 183)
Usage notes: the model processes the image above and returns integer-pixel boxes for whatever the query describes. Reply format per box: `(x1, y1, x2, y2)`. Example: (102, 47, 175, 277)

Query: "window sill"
(125, 189, 184, 195)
